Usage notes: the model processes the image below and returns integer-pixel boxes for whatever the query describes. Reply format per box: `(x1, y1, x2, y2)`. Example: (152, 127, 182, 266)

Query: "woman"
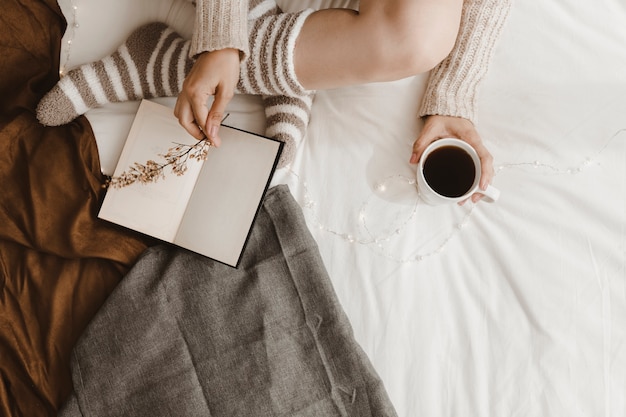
(180, 0, 512, 202)
(37, 0, 512, 198)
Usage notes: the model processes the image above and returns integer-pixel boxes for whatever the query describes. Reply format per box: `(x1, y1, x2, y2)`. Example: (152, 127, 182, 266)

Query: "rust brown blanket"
(1, 1, 151, 415)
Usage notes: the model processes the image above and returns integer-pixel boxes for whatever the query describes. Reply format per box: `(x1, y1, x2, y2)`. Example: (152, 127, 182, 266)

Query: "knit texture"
(236, 0, 315, 166)
(36, 23, 193, 124)
(36, 0, 315, 168)
(57, 185, 399, 417)
(191, 0, 249, 60)
(419, 0, 513, 122)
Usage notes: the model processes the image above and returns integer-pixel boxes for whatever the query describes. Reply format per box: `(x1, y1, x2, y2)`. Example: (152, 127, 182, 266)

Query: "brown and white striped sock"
(243, 0, 315, 167)
(36, 22, 191, 126)
(36, 0, 314, 167)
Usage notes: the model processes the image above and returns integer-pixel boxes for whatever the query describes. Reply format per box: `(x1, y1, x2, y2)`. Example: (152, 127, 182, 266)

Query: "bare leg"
(295, 0, 463, 90)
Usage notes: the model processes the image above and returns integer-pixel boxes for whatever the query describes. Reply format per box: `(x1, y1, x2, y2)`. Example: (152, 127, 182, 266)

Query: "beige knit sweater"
(190, 0, 249, 60)
(190, 0, 513, 122)
(418, 0, 513, 121)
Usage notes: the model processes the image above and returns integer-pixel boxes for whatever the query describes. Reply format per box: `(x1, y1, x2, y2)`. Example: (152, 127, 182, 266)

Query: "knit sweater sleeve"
(190, 0, 249, 60)
(418, 0, 513, 121)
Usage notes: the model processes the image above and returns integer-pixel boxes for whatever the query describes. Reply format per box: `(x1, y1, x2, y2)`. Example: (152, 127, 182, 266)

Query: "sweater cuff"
(190, 0, 249, 61)
(418, 0, 513, 122)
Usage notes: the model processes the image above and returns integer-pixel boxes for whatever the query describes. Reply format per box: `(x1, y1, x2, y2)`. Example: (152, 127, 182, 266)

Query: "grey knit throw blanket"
(59, 185, 397, 417)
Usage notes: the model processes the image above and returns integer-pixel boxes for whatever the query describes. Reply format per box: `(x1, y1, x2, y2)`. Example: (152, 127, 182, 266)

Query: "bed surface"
(283, 3, 626, 414)
(2, 0, 625, 415)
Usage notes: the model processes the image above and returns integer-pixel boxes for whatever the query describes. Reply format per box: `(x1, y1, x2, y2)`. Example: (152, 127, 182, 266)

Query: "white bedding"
(59, 0, 626, 415)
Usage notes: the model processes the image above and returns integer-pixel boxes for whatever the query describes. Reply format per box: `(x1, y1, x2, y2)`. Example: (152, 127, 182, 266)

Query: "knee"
(401, 28, 458, 74)
(365, 9, 460, 78)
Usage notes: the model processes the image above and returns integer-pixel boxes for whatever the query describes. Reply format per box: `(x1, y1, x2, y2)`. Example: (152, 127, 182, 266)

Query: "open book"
(98, 99, 283, 267)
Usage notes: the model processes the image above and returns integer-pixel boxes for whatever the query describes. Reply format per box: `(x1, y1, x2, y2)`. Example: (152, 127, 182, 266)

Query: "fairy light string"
(289, 170, 474, 264)
(59, 0, 79, 77)
(55, 3, 623, 262)
(494, 129, 623, 174)
(289, 128, 625, 264)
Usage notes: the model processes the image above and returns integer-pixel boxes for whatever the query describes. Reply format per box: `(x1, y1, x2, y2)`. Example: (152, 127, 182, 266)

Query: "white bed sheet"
(60, 0, 626, 415)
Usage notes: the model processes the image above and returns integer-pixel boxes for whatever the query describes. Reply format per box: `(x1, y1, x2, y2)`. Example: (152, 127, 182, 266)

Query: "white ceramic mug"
(416, 138, 500, 205)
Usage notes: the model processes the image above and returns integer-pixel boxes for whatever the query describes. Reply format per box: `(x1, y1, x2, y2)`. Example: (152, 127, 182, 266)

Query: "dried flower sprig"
(106, 138, 213, 189)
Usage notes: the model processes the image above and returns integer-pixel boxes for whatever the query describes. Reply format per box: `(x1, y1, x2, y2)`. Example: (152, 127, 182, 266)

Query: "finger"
(410, 131, 435, 164)
(475, 145, 494, 190)
(471, 193, 484, 204)
(175, 95, 204, 140)
(189, 93, 211, 140)
(409, 142, 420, 165)
(410, 139, 425, 164)
(206, 88, 234, 147)
(453, 127, 493, 190)
(410, 118, 447, 164)
(458, 193, 483, 206)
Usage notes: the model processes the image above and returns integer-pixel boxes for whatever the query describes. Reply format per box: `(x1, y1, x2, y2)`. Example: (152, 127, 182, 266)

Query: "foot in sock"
(36, 22, 191, 126)
(264, 94, 314, 167)
(37, 0, 315, 167)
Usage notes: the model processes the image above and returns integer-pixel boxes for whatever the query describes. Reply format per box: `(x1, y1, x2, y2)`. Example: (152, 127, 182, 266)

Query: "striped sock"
(36, 0, 314, 167)
(36, 22, 192, 126)
(239, 0, 310, 97)
(242, 0, 315, 167)
(263, 94, 313, 167)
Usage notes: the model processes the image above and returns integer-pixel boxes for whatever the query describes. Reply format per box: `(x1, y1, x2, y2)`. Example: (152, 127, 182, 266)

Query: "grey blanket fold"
(60, 185, 397, 417)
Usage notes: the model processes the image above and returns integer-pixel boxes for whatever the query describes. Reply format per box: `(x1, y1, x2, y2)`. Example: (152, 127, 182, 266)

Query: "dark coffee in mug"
(422, 145, 476, 198)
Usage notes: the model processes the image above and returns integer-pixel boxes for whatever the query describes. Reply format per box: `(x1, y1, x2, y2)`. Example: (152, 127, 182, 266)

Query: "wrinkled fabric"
(59, 185, 397, 417)
(0, 1, 150, 416)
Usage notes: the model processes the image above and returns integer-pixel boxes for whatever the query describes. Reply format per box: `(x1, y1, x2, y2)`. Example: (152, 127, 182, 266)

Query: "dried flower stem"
(106, 138, 212, 189)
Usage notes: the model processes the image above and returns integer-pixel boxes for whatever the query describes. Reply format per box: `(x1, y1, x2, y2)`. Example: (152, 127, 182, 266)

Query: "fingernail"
(209, 125, 219, 139)
(410, 153, 418, 164)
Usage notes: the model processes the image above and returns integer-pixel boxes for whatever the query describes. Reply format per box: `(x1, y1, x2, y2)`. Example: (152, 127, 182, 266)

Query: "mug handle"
(475, 184, 500, 203)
